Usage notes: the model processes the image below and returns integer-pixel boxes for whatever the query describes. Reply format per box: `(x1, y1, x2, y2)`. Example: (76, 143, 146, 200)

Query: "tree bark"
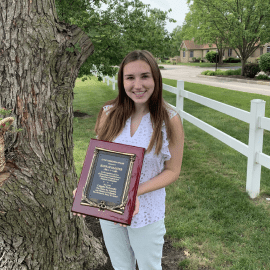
(218, 49, 223, 64)
(241, 58, 248, 76)
(0, 0, 107, 269)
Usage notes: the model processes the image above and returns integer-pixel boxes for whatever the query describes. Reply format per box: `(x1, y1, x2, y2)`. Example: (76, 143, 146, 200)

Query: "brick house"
(248, 42, 270, 62)
(179, 39, 270, 63)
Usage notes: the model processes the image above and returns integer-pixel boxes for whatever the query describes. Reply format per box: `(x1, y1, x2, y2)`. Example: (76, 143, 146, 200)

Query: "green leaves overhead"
(55, 0, 175, 81)
(185, 0, 270, 50)
(169, 25, 184, 57)
(183, 0, 270, 74)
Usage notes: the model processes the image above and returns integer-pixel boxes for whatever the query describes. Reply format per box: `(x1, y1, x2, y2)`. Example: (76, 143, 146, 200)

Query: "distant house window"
(190, 51, 194, 58)
(183, 51, 185, 57)
(228, 49, 232, 57)
(260, 47, 264, 55)
(267, 46, 270, 53)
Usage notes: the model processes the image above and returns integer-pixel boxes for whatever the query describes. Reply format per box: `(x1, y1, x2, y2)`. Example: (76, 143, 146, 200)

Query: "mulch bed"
(216, 75, 255, 80)
(214, 75, 270, 82)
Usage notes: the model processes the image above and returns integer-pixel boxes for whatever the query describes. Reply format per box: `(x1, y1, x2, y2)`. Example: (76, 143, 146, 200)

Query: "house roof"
(181, 40, 217, 50)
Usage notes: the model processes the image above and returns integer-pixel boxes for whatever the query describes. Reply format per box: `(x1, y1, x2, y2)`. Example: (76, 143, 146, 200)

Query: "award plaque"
(72, 139, 145, 225)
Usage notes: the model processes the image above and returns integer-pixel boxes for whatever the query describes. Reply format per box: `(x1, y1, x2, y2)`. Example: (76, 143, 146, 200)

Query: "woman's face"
(123, 60, 155, 110)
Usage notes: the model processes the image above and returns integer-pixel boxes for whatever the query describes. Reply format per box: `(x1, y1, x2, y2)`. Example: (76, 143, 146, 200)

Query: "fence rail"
(92, 70, 270, 199)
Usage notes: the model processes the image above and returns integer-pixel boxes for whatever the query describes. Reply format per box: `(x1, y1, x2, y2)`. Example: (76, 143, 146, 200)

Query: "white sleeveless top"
(97, 104, 178, 228)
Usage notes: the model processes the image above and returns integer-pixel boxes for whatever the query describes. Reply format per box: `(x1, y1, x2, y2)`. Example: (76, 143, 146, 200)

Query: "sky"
(140, 0, 190, 33)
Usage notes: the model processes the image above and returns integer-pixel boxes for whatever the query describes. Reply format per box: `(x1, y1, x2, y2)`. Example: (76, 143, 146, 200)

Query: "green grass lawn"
(73, 76, 270, 270)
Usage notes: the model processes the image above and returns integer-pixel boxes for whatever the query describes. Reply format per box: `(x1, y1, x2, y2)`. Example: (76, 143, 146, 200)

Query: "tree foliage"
(55, 0, 175, 81)
(259, 53, 270, 74)
(168, 25, 184, 57)
(183, 0, 270, 75)
(182, 3, 225, 63)
(206, 51, 219, 63)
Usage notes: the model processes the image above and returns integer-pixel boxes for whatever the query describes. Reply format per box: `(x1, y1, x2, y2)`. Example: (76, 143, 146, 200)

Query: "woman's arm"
(137, 114, 184, 196)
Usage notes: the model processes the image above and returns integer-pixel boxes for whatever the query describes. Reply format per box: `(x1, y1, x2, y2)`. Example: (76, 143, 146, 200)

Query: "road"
(160, 65, 270, 96)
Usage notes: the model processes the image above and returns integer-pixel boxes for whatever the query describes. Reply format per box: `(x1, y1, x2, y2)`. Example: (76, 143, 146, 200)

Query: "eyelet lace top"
(97, 103, 178, 228)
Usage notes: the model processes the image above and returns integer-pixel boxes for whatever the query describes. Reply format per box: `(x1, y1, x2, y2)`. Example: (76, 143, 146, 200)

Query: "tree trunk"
(0, 0, 107, 269)
(241, 58, 248, 76)
(218, 49, 223, 64)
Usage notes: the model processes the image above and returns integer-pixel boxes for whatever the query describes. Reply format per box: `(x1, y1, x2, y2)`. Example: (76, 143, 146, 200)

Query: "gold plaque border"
(80, 147, 136, 215)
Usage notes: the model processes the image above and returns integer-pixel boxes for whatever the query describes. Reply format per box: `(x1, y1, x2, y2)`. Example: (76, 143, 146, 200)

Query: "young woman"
(75, 50, 184, 270)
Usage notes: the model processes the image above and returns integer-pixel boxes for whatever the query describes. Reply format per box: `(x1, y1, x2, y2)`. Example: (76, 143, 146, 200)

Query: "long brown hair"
(94, 50, 175, 155)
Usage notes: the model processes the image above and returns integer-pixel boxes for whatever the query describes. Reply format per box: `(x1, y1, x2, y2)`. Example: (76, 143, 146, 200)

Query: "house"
(179, 39, 270, 63)
(248, 42, 270, 62)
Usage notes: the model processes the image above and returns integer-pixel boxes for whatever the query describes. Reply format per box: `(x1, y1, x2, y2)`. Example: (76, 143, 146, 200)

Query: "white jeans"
(99, 218, 166, 270)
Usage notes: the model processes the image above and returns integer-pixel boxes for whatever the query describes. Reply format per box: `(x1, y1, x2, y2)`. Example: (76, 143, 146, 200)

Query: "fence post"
(112, 76, 116, 90)
(106, 76, 109, 86)
(93, 65, 98, 77)
(103, 75, 105, 83)
(177, 80, 184, 125)
(246, 99, 266, 198)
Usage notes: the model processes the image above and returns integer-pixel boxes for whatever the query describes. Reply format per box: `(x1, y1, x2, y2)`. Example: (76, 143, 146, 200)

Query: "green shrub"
(256, 74, 270, 80)
(223, 57, 241, 63)
(224, 69, 234, 76)
(192, 57, 201, 62)
(202, 70, 218, 76)
(215, 69, 224, 75)
(234, 68, 242, 75)
(243, 63, 261, 78)
(202, 68, 242, 76)
(231, 57, 241, 63)
(221, 68, 241, 76)
(201, 70, 210, 75)
(259, 53, 270, 74)
(158, 66, 164, 69)
(206, 51, 219, 63)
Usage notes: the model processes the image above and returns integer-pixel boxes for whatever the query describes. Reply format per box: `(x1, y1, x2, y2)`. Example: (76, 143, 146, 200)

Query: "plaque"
(71, 139, 145, 225)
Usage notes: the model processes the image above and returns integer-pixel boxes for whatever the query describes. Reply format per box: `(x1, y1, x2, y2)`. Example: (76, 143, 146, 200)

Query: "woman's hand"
(114, 196, 140, 227)
(72, 188, 86, 218)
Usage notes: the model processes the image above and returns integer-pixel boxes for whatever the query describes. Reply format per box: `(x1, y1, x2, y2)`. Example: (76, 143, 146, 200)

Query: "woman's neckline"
(130, 111, 150, 119)
(129, 112, 150, 138)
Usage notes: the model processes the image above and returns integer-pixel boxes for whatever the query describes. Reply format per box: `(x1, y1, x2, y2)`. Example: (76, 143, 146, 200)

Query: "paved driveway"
(160, 65, 270, 96)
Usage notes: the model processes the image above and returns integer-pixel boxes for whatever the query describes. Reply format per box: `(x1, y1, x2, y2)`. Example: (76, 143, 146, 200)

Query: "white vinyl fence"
(92, 70, 270, 199)
(91, 66, 118, 90)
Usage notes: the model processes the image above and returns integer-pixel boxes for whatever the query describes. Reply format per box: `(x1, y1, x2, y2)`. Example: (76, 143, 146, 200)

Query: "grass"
(73, 76, 270, 270)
